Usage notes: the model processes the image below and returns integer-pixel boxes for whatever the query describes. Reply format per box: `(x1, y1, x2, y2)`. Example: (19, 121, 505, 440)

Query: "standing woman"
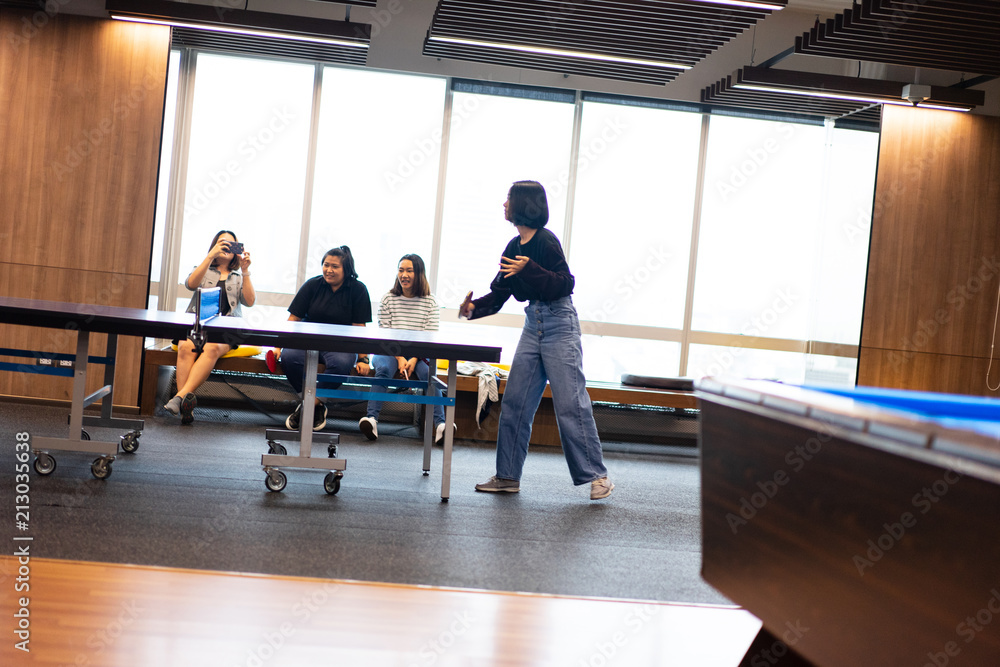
(280, 246, 372, 431)
(460, 180, 614, 500)
(164, 230, 255, 424)
(358, 253, 451, 443)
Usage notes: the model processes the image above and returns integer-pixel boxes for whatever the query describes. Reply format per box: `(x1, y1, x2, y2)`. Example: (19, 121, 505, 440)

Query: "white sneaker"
(435, 422, 457, 444)
(359, 416, 378, 441)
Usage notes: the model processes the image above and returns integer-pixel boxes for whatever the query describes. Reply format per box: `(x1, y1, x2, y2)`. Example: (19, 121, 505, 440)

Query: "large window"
(571, 101, 701, 330)
(164, 53, 315, 328)
(309, 68, 446, 300)
(151, 49, 880, 386)
(436, 90, 576, 317)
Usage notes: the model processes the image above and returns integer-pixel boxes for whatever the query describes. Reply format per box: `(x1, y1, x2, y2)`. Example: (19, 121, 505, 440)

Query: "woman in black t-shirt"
(459, 181, 614, 501)
(280, 246, 372, 431)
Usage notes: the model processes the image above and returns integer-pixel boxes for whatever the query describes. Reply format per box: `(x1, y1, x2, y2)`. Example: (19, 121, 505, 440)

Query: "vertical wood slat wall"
(0, 10, 169, 407)
(858, 105, 1000, 397)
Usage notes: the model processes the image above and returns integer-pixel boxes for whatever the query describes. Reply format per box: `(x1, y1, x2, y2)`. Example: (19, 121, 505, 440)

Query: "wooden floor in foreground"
(0, 556, 761, 666)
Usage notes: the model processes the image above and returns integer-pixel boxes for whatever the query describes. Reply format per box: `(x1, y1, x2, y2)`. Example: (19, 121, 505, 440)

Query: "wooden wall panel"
(0, 11, 170, 405)
(859, 105, 1000, 397)
(857, 347, 995, 396)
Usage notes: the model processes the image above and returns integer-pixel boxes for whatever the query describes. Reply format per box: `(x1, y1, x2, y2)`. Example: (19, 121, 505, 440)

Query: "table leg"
(67, 330, 89, 439)
(422, 358, 436, 474)
(299, 349, 318, 458)
(440, 362, 458, 501)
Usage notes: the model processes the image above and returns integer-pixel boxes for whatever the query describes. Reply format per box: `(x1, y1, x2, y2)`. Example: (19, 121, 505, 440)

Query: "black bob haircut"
(507, 180, 549, 229)
(322, 245, 359, 281)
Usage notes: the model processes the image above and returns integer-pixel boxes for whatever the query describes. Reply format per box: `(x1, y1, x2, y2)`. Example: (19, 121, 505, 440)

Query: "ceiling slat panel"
(423, 0, 784, 85)
(796, 0, 1000, 75)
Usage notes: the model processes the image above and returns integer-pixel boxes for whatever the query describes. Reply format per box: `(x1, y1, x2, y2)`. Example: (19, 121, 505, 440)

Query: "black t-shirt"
(470, 227, 575, 319)
(288, 276, 372, 325)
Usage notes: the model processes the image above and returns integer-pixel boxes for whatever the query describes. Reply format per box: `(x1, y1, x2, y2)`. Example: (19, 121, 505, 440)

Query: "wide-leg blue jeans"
(366, 355, 444, 426)
(495, 297, 608, 486)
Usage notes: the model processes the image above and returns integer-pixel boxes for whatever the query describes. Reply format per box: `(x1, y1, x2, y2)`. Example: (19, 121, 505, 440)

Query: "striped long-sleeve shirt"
(377, 292, 439, 332)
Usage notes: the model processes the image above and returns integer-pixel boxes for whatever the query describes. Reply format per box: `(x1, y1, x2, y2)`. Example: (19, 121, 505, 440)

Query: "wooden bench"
(448, 375, 697, 446)
(140, 348, 698, 445)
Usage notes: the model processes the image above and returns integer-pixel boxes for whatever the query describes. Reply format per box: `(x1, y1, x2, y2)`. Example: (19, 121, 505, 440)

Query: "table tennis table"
(0, 295, 502, 499)
(0, 296, 195, 479)
(203, 314, 501, 500)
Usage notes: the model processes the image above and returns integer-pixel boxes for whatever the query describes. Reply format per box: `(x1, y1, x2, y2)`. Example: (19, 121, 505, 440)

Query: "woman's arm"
(185, 238, 228, 290)
(352, 322, 371, 375)
(507, 235, 574, 301)
(239, 251, 255, 307)
(426, 295, 440, 332)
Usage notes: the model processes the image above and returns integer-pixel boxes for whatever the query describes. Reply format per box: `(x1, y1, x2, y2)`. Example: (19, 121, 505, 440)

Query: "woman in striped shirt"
(358, 254, 451, 443)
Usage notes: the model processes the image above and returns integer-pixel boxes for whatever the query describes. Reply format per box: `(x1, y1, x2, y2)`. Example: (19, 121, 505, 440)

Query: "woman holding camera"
(164, 230, 255, 424)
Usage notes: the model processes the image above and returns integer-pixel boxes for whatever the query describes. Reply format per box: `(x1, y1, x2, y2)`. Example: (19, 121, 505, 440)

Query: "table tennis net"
(196, 286, 221, 323)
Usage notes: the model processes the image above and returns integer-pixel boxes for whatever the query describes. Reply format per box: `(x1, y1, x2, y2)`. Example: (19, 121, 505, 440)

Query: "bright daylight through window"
(151, 50, 879, 385)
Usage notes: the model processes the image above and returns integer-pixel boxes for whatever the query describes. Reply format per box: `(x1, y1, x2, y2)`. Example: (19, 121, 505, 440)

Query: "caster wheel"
(120, 432, 140, 453)
(323, 472, 342, 495)
(265, 470, 287, 492)
(91, 458, 112, 480)
(34, 453, 56, 476)
(267, 440, 287, 456)
(327, 444, 338, 458)
(81, 430, 91, 441)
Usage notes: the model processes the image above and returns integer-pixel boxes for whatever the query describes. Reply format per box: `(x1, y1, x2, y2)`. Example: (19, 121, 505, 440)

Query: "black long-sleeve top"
(469, 227, 575, 320)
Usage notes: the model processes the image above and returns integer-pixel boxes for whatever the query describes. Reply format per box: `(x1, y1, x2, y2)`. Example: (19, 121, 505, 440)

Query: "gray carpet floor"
(0, 399, 731, 605)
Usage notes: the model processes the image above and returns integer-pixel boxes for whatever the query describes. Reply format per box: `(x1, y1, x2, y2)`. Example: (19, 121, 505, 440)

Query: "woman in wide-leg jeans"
(460, 180, 614, 500)
(496, 297, 606, 485)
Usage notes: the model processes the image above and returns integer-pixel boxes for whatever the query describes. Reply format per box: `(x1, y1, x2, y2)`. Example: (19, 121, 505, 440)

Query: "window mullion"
(678, 113, 711, 377)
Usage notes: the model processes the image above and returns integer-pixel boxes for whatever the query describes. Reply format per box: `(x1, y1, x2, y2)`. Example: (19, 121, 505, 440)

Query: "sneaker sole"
(591, 483, 615, 500)
(359, 420, 377, 441)
(180, 396, 196, 425)
(475, 485, 520, 493)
